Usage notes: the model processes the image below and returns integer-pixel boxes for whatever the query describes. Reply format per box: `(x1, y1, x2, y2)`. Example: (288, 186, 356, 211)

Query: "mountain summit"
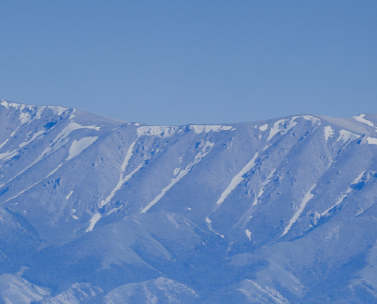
(1, 100, 377, 303)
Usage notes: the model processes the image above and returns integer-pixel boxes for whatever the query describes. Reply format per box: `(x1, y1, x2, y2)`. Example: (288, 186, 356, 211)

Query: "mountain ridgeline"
(1, 100, 377, 303)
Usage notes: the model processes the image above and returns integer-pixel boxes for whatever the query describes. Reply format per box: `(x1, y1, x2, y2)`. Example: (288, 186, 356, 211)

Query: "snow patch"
(245, 229, 252, 241)
(0, 139, 9, 149)
(137, 126, 178, 138)
(205, 217, 224, 238)
(367, 137, 377, 145)
(66, 191, 73, 200)
(0, 150, 18, 161)
(0, 272, 49, 303)
(173, 168, 180, 176)
(283, 184, 316, 236)
(10, 127, 20, 137)
(352, 171, 365, 185)
(190, 125, 234, 134)
(353, 114, 374, 127)
(321, 171, 365, 217)
(302, 115, 322, 125)
(141, 141, 214, 213)
(19, 130, 45, 148)
(100, 140, 143, 209)
(324, 126, 334, 141)
(51, 122, 100, 153)
(167, 214, 179, 229)
(259, 124, 268, 132)
(86, 212, 101, 232)
(253, 169, 276, 205)
(3, 163, 64, 203)
(47, 105, 69, 116)
(267, 118, 297, 141)
(245, 280, 287, 304)
(337, 130, 360, 144)
(66, 137, 98, 161)
(107, 205, 123, 216)
(19, 111, 33, 125)
(26, 122, 101, 168)
(0, 100, 10, 108)
(217, 152, 259, 205)
(322, 191, 350, 217)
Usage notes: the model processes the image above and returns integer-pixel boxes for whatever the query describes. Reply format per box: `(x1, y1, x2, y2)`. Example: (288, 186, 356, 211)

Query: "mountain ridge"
(1, 99, 377, 303)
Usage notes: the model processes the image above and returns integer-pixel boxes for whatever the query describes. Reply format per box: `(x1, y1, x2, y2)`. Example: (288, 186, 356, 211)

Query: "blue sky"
(1, 1, 376, 125)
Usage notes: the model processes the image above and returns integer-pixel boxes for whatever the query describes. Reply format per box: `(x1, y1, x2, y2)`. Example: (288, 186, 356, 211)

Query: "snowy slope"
(1, 100, 377, 303)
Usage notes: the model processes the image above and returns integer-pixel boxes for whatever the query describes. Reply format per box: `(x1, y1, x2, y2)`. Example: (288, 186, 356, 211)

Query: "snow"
(322, 192, 350, 217)
(137, 126, 178, 138)
(245, 229, 252, 241)
(35, 107, 45, 120)
(47, 105, 69, 116)
(41, 122, 100, 160)
(216, 152, 259, 205)
(189, 125, 234, 134)
(65, 191, 73, 200)
(324, 126, 334, 141)
(0, 100, 9, 108)
(66, 137, 98, 161)
(0, 101, 44, 125)
(167, 214, 179, 229)
(1, 129, 47, 161)
(367, 137, 377, 145)
(352, 171, 365, 184)
(0, 100, 32, 111)
(141, 141, 215, 213)
(267, 118, 297, 141)
(353, 114, 374, 127)
(19, 111, 33, 125)
(205, 217, 224, 238)
(253, 169, 276, 205)
(267, 116, 321, 142)
(0, 273, 49, 303)
(302, 115, 321, 125)
(259, 124, 268, 132)
(3, 163, 64, 203)
(24, 122, 101, 168)
(247, 280, 287, 304)
(10, 127, 20, 137)
(0, 150, 18, 161)
(320, 171, 365, 217)
(18, 106, 45, 125)
(283, 184, 316, 236)
(107, 205, 123, 216)
(337, 130, 360, 144)
(99, 140, 142, 209)
(0, 139, 9, 149)
(18, 130, 45, 148)
(86, 212, 101, 232)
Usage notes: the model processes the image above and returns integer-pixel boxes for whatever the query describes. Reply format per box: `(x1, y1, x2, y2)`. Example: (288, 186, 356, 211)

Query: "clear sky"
(1, 1, 376, 125)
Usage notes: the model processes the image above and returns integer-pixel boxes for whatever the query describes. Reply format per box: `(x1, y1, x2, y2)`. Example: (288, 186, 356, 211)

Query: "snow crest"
(190, 125, 234, 134)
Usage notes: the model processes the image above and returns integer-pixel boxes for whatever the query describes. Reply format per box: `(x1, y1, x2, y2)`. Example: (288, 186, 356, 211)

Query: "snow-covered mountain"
(1, 99, 377, 303)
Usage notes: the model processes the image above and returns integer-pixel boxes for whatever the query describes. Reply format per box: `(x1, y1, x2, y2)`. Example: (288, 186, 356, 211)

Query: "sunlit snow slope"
(1, 100, 377, 303)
